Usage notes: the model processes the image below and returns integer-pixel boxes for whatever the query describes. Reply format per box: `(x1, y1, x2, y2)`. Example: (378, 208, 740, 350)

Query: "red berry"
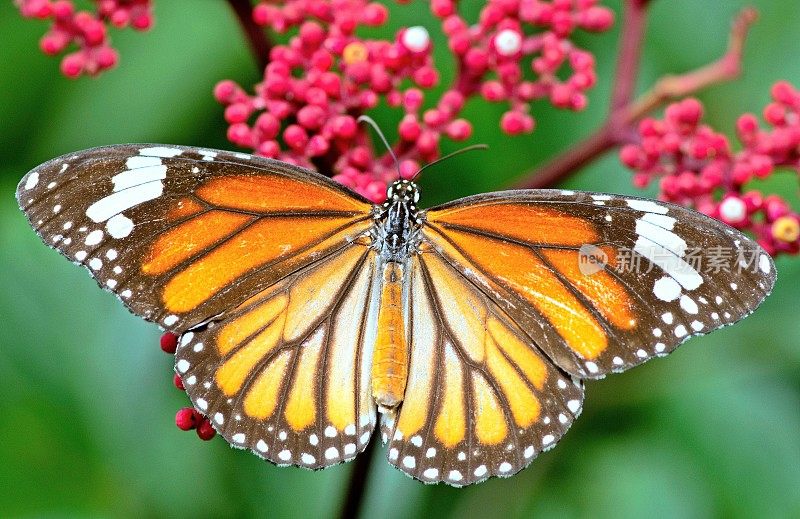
(196, 419, 216, 440)
(160, 333, 178, 354)
(175, 408, 197, 431)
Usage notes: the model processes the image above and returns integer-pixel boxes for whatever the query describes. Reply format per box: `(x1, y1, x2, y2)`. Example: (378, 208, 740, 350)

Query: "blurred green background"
(1, 1, 798, 517)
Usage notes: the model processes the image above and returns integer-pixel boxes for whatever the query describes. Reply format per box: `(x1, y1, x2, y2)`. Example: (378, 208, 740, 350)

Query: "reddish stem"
(227, 0, 273, 71)
(514, 4, 757, 189)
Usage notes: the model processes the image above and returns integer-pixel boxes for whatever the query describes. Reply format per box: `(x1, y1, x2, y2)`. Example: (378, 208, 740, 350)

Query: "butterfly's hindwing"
(175, 244, 378, 469)
(16, 145, 374, 331)
(381, 251, 584, 486)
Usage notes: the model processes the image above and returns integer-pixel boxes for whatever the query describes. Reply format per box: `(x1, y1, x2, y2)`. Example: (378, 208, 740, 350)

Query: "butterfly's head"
(386, 180, 420, 205)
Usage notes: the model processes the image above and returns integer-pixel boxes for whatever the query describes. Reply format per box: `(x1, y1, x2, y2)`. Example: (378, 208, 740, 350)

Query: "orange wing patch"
(540, 248, 636, 330)
(426, 227, 608, 360)
(165, 197, 205, 220)
(427, 202, 598, 246)
(243, 350, 292, 420)
(161, 216, 370, 313)
(433, 343, 467, 448)
(142, 210, 253, 275)
(196, 175, 371, 214)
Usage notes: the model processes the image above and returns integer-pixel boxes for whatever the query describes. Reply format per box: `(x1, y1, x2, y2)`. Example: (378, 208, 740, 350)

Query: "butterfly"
(17, 144, 775, 486)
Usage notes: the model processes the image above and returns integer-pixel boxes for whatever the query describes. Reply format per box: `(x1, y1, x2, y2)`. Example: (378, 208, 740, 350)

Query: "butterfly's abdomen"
(371, 261, 409, 410)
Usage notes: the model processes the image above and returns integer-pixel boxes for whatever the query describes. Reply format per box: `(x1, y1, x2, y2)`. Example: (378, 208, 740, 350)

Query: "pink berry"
(175, 408, 197, 431)
(60, 53, 85, 78)
(332, 115, 358, 139)
(284, 125, 309, 150)
(446, 119, 472, 140)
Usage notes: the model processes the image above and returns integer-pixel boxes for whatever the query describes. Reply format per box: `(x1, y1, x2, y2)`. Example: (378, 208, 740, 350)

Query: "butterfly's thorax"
(370, 180, 421, 410)
(374, 187, 421, 263)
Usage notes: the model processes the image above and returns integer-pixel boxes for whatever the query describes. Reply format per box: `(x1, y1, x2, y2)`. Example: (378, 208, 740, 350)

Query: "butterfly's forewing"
(16, 145, 374, 331)
(382, 251, 584, 485)
(175, 244, 379, 468)
(422, 190, 776, 379)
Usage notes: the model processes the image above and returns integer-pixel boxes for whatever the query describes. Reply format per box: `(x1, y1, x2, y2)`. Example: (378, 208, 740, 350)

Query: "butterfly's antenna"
(357, 115, 401, 180)
(411, 144, 489, 181)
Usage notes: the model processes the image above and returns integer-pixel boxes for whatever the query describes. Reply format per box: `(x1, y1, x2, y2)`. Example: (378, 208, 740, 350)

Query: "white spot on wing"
(85, 229, 104, 246)
(125, 155, 163, 170)
(106, 214, 134, 238)
(87, 182, 163, 223)
(301, 453, 316, 464)
(626, 199, 668, 214)
(634, 236, 702, 290)
(112, 164, 167, 192)
(139, 146, 183, 158)
(642, 213, 677, 229)
(164, 315, 178, 326)
(325, 447, 339, 460)
(759, 254, 771, 274)
(653, 276, 681, 302)
(524, 446, 535, 458)
(25, 172, 39, 190)
(680, 295, 699, 314)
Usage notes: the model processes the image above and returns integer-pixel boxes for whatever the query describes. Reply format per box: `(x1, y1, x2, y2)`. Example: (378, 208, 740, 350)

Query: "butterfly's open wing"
(175, 244, 379, 469)
(17, 144, 382, 468)
(16, 145, 374, 331)
(383, 250, 584, 485)
(422, 190, 776, 379)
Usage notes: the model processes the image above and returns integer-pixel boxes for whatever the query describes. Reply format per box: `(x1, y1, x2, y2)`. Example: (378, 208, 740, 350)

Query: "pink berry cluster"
(620, 81, 800, 256)
(160, 333, 216, 441)
(215, 0, 614, 202)
(16, 0, 153, 78)
(432, 0, 614, 133)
